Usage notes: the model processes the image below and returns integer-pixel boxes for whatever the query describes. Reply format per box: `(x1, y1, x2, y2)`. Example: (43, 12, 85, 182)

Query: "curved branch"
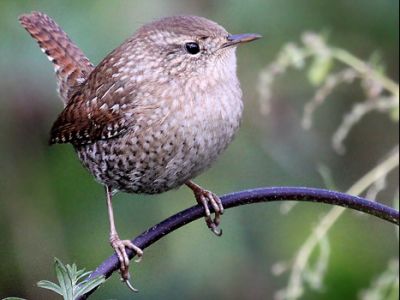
(78, 186, 399, 299)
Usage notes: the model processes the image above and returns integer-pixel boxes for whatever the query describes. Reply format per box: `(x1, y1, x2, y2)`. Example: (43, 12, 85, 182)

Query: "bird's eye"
(185, 42, 200, 55)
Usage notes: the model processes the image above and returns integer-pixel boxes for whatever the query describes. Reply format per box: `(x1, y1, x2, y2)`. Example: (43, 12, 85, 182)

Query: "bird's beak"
(221, 33, 262, 48)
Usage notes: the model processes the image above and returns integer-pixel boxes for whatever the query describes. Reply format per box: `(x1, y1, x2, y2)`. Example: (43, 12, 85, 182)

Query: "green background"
(0, 1, 398, 299)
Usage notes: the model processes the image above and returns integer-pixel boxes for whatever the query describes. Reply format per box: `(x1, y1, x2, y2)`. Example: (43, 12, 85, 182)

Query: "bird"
(19, 11, 261, 291)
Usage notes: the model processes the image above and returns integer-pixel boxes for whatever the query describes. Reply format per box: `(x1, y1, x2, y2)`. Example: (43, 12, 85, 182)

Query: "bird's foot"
(110, 234, 143, 292)
(187, 181, 224, 236)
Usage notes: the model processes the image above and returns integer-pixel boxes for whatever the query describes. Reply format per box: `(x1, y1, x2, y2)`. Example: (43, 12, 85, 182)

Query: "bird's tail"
(19, 11, 94, 104)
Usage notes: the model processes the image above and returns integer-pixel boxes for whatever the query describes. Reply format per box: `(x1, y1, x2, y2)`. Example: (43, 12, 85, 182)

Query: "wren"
(19, 11, 260, 290)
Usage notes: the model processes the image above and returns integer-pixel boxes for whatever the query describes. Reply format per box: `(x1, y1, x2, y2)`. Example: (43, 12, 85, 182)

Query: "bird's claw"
(110, 234, 143, 292)
(193, 188, 224, 236)
(124, 277, 139, 293)
(210, 222, 223, 236)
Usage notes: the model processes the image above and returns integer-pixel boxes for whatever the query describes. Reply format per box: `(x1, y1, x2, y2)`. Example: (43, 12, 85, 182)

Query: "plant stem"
(331, 48, 399, 98)
(283, 147, 399, 300)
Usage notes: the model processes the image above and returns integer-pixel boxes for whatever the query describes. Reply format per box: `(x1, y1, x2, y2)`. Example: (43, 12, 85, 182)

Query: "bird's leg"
(105, 186, 143, 292)
(185, 180, 224, 236)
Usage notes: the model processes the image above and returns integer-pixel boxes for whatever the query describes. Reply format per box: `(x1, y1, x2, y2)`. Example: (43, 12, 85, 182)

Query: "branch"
(77, 187, 399, 299)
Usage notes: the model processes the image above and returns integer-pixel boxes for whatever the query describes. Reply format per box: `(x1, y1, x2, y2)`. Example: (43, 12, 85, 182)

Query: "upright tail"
(19, 12, 94, 104)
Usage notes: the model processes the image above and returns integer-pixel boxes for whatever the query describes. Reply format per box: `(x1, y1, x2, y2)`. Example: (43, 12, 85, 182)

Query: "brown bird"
(19, 11, 260, 290)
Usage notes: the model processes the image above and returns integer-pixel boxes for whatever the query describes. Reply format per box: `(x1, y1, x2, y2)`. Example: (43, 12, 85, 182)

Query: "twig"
(77, 187, 399, 299)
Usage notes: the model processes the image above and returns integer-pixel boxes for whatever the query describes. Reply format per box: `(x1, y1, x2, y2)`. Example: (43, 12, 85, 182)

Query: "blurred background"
(0, 1, 398, 299)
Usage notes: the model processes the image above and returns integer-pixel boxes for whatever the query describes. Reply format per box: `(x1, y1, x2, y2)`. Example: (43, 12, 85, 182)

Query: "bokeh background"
(0, 1, 398, 299)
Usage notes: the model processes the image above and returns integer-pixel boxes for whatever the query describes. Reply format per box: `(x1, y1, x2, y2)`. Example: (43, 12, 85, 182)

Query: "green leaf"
(368, 51, 386, 74)
(308, 55, 333, 86)
(54, 258, 73, 299)
(36, 258, 106, 300)
(75, 275, 106, 297)
(76, 270, 92, 281)
(37, 280, 63, 296)
(389, 106, 399, 122)
(282, 43, 306, 69)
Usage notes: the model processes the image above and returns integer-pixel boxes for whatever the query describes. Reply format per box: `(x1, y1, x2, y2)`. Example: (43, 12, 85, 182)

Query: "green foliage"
(37, 258, 105, 300)
(259, 32, 399, 148)
(259, 32, 399, 300)
(360, 260, 399, 300)
(307, 55, 333, 86)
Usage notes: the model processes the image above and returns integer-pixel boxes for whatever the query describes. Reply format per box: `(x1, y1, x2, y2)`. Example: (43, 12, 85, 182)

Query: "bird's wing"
(49, 78, 136, 145)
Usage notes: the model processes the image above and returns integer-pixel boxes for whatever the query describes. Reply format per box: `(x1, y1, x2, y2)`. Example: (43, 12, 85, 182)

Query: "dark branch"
(78, 186, 399, 299)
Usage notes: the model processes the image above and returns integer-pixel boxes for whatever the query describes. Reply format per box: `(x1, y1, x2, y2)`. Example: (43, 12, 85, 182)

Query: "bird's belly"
(76, 92, 243, 194)
(76, 120, 239, 194)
